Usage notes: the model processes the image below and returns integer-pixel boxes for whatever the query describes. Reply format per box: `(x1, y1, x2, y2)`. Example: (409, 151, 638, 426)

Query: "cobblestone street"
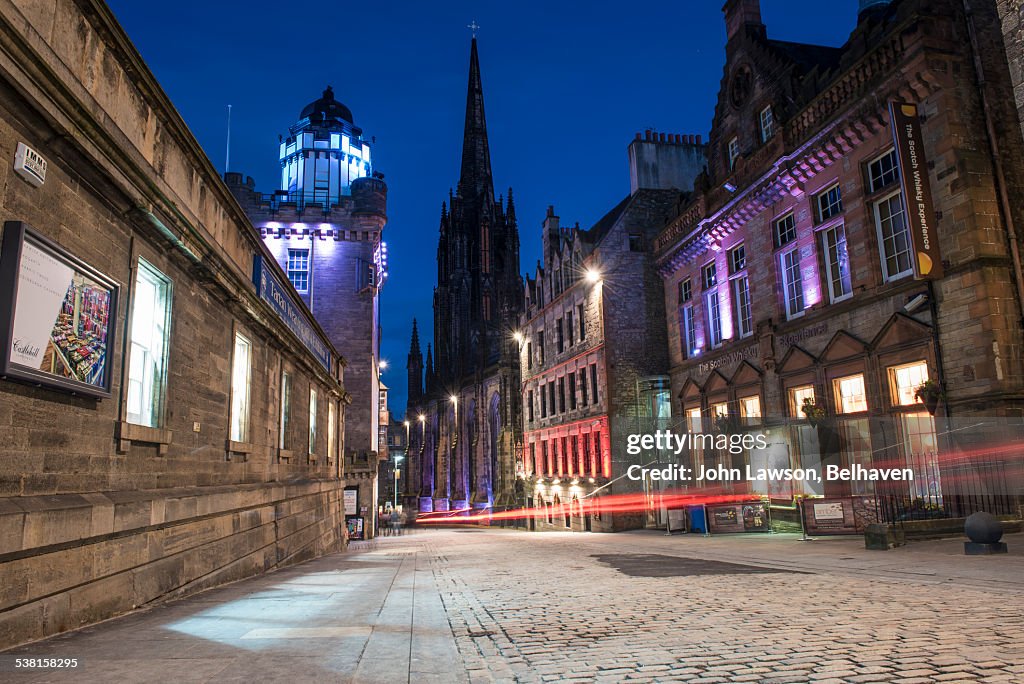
(6, 527, 1024, 683)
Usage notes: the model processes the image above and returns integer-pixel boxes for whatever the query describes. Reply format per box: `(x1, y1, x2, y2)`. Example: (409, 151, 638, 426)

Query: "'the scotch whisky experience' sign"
(890, 101, 943, 280)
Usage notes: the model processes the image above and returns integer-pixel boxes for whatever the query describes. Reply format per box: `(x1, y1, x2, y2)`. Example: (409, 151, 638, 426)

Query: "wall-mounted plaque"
(0, 222, 119, 398)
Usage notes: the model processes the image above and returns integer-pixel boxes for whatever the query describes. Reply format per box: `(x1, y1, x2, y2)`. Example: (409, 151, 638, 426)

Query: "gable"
(820, 331, 869, 363)
(872, 313, 933, 352)
(777, 345, 817, 375)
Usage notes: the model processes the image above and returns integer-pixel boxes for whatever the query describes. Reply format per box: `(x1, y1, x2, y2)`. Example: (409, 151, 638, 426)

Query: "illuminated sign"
(14, 143, 46, 187)
(252, 255, 331, 369)
(890, 101, 943, 280)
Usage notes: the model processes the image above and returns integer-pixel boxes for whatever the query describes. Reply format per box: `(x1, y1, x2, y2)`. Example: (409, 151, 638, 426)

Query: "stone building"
(521, 133, 704, 532)
(227, 87, 388, 532)
(655, 0, 1024, 523)
(405, 39, 524, 516)
(0, 0, 350, 647)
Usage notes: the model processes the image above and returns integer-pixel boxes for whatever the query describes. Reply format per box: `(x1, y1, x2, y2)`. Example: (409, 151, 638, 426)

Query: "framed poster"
(343, 487, 358, 516)
(803, 497, 861, 535)
(0, 222, 119, 398)
(345, 515, 364, 540)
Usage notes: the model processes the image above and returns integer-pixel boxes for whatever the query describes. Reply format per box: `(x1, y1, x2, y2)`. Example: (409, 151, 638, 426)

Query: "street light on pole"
(393, 453, 404, 509)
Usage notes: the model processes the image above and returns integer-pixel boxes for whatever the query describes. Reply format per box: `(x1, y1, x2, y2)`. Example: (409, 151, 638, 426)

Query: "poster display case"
(0, 222, 119, 398)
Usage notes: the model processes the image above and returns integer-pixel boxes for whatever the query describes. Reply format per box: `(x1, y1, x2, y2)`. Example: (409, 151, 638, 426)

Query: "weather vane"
(467, 20, 480, 38)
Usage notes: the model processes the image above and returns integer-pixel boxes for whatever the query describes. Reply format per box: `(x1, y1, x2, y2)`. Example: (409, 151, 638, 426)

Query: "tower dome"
(299, 86, 353, 125)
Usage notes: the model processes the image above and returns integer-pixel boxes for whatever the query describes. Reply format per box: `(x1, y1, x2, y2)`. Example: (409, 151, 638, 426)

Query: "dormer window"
(728, 137, 740, 170)
(759, 106, 775, 143)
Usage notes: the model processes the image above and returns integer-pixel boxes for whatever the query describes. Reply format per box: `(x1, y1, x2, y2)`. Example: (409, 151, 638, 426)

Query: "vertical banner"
(890, 101, 943, 280)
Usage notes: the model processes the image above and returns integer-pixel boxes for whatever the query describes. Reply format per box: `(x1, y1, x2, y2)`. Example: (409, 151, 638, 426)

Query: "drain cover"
(592, 554, 805, 577)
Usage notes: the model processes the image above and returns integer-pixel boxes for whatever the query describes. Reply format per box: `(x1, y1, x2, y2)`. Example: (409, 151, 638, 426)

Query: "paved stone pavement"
(3, 527, 1024, 683)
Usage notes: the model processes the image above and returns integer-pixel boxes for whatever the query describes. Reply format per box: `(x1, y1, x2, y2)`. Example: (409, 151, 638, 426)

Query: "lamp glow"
(585, 268, 601, 284)
(513, 331, 524, 343)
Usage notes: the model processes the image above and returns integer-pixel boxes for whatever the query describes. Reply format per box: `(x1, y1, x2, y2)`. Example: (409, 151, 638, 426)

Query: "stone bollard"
(964, 512, 1008, 555)
(865, 523, 905, 550)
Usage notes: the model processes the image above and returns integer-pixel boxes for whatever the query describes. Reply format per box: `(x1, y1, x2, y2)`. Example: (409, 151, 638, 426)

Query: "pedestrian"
(379, 508, 390, 537)
(389, 508, 400, 536)
(399, 509, 408, 535)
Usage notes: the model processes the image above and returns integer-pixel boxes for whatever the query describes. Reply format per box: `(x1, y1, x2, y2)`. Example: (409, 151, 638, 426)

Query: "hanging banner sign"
(890, 101, 943, 280)
(252, 254, 331, 369)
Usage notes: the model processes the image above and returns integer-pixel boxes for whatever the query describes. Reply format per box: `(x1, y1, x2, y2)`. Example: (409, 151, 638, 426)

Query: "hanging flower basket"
(914, 380, 943, 416)
(801, 398, 828, 428)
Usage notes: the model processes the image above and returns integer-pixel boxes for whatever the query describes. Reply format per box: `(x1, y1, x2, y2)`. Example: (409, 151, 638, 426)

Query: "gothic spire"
(407, 319, 424, 404)
(506, 187, 516, 223)
(409, 318, 421, 354)
(457, 38, 494, 206)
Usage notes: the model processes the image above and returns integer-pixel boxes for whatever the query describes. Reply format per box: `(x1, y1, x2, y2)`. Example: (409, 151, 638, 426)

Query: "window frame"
(759, 105, 775, 143)
(229, 331, 253, 444)
(816, 183, 843, 224)
(126, 258, 173, 429)
(833, 373, 869, 415)
(773, 213, 797, 248)
(287, 247, 311, 294)
(821, 222, 853, 303)
(780, 248, 805, 320)
(728, 136, 740, 170)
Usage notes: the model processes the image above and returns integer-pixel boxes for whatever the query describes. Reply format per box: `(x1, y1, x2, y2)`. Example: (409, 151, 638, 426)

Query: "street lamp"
(585, 268, 602, 284)
(379, 359, 389, 370)
(393, 453, 404, 508)
(513, 330, 523, 344)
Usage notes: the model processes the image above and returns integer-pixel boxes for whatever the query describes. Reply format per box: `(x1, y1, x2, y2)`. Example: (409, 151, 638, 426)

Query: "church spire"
(457, 38, 494, 206)
(407, 319, 423, 403)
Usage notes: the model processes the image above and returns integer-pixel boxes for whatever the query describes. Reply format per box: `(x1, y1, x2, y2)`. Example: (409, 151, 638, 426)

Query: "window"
(711, 402, 728, 422)
(279, 371, 291, 449)
(568, 373, 577, 410)
(788, 385, 816, 418)
(549, 383, 557, 416)
(890, 361, 929, 407)
(590, 364, 599, 405)
(528, 390, 535, 422)
(834, 374, 868, 414)
(527, 342, 533, 370)
(759, 106, 775, 143)
(328, 401, 336, 461)
(593, 431, 604, 476)
(287, 248, 310, 293)
(558, 377, 566, 413)
(739, 395, 761, 423)
(578, 304, 586, 341)
(557, 318, 564, 353)
(230, 333, 252, 443)
(686, 407, 702, 433)
(868, 150, 899, 193)
(822, 224, 853, 303)
(628, 233, 644, 252)
(538, 331, 545, 364)
(126, 259, 172, 428)
(702, 262, 717, 290)
(728, 245, 746, 274)
(679, 278, 692, 303)
(817, 184, 843, 222)
(681, 305, 698, 358)
(579, 369, 588, 406)
(540, 383, 547, 418)
(780, 249, 805, 319)
(875, 192, 913, 281)
(728, 136, 740, 170)
(705, 291, 723, 348)
(309, 388, 318, 454)
(732, 277, 753, 338)
(774, 213, 797, 248)
(567, 310, 575, 347)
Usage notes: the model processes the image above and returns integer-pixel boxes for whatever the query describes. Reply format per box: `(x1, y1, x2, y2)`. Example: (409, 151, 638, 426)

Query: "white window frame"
(833, 373, 869, 414)
(732, 275, 753, 338)
(874, 191, 913, 282)
(739, 395, 761, 423)
(759, 106, 775, 143)
(230, 332, 252, 443)
(821, 223, 853, 303)
(728, 137, 740, 170)
(817, 183, 843, 222)
(705, 290, 723, 348)
(889, 361, 929, 408)
(780, 248, 805, 320)
(774, 213, 797, 248)
(287, 248, 310, 293)
(279, 370, 290, 449)
(126, 259, 172, 428)
(789, 385, 816, 418)
(328, 400, 336, 461)
(682, 305, 698, 358)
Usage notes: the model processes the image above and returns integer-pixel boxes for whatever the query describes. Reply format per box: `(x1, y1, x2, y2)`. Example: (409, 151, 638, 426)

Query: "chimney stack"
(723, 0, 764, 42)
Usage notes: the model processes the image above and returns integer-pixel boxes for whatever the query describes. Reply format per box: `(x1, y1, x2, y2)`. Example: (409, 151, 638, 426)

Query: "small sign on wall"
(14, 143, 46, 187)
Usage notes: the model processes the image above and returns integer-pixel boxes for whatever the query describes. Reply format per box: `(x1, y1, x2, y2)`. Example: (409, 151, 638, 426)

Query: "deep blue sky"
(106, 0, 858, 414)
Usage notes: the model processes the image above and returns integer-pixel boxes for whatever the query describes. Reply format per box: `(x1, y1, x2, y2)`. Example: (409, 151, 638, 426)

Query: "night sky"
(105, 0, 858, 414)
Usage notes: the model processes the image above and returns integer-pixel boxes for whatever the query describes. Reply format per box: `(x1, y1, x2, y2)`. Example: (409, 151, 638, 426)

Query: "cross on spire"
(467, 20, 480, 38)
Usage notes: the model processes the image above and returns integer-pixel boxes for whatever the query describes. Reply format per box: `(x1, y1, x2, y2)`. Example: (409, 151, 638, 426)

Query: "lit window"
(868, 150, 899, 193)
(279, 371, 290, 449)
(732, 276, 753, 338)
(679, 278, 692, 303)
(739, 395, 761, 422)
(728, 137, 740, 170)
(230, 333, 252, 442)
(875, 192, 913, 281)
(287, 248, 310, 293)
(309, 387, 318, 454)
(890, 361, 929, 407)
(759, 106, 775, 143)
(774, 213, 797, 247)
(822, 224, 853, 302)
(328, 400, 336, 461)
(834, 374, 868, 414)
(126, 259, 172, 428)
(789, 385, 816, 418)
(780, 249, 805, 319)
(817, 184, 843, 222)
(702, 262, 717, 290)
(681, 306, 698, 358)
(705, 291, 723, 348)
(728, 244, 746, 274)
(686, 406, 702, 432)
(711, 402, 728, 419)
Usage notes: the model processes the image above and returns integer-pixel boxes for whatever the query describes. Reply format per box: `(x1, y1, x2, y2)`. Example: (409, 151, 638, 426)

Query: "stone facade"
(405, 39, 524, 516)
(656, 0, 1024, 515)
(0, 0, 349, 648)
(521, 131, 703, 532)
